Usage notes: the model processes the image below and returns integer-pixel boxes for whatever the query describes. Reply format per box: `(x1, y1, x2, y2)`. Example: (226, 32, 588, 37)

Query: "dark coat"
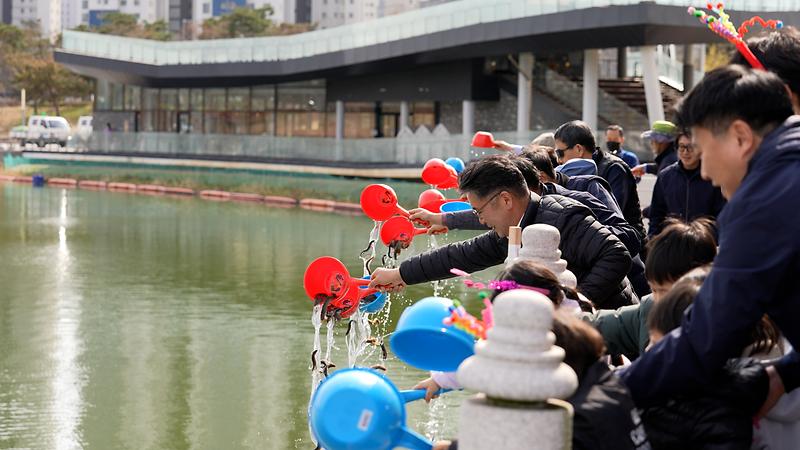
(403, 193, 635, 308)
(622, 116, 800, 406)
(592, 149, 646, 242)
(647, 161, 727, 238)
(642, 358, 768, 450)
(644, 143, 679, 176)
(571, 360, 651, 450)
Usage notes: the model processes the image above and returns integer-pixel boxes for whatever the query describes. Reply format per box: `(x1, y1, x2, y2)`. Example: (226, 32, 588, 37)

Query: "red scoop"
(303, 256, 380, 318)
(471, 131, 496, 148)
(421, 159, 459, 189)
(380, 216, 428, 246)
(418, 189, 447, 212)
(360, 184, 410, 221)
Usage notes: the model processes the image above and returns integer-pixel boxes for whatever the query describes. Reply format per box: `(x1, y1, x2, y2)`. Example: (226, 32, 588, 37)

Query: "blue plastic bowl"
(309, 368, 432, 450)
(439, 201, 472, 213)
(390, 297, 476, 372)
(445, 157, 465, 174)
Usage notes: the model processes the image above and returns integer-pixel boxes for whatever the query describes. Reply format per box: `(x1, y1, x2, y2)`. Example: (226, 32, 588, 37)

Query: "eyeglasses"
(678, 143, 695, 153)
(554, 145, 574, 159)
(472, 191, 503, 217)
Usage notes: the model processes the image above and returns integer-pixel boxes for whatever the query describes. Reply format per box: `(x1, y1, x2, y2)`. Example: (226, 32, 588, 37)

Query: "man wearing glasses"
(553, 121, 644, 249)
(369, 155, 636, 309)
(647, 132, 726, 238)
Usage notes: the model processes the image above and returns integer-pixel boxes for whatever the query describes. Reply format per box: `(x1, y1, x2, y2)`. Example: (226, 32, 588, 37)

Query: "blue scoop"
(390, 296, 476, 372)
(310, 368, 443, 450)
(439, 201, 472, 213)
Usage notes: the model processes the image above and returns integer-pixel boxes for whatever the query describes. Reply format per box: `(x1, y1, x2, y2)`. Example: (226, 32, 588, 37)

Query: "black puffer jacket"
(400, 193, 635, 308)
(642, 357, 768, 450)
(571, 360, 651, 450)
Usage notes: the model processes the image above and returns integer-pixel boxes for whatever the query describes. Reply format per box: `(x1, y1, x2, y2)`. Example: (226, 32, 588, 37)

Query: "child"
(641, 269, 773, 449)
(582, 217, 717, 361)
(415, 260, 591, 403)
(431, 311, 649, 450)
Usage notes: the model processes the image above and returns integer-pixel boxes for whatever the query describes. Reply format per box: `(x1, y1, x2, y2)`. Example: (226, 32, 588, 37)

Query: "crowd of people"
(365, 26, 800, 450)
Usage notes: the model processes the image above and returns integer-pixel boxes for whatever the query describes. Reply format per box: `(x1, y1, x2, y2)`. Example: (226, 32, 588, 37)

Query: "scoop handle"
(399, 388, 452, 403)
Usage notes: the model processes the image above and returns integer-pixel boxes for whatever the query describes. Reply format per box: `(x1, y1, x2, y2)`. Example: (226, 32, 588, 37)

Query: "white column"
(641, 46, 665, 124)
(517, 52, 534, 134)
(335, 100, 344, 141)
(462, 100, 475, 137)
(399, 101, 409, 131)
(582, 49, 599, 130)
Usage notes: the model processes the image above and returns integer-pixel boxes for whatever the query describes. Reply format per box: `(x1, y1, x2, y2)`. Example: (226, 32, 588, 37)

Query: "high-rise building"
(311, 0, 378, 29)
(12, 0, 61, 41)
(1, 0, 12, 24)
(294, 0, 309, 22)
(380, 0, 417, 17)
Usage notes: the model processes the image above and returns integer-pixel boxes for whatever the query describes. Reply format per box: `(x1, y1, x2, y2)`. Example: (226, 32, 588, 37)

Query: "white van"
(24, 115, 71, 147)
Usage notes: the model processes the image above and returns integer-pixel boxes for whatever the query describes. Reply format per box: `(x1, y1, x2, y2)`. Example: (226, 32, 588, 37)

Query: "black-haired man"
(621, 65, 800, 417)
(369, 154, 635, 308)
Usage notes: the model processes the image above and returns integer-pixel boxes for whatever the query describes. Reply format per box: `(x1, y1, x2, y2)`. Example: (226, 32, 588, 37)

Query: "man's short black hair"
(459, 154, 529, 199)
(510, 156, 542, 193)
(606, 124, 624, 136)
(645, 218, 717, 285)
(520, 148, 556, 180)
(675, 64, 793, 135)
(554, 120, 597, 150)
(730, 27, 800, 99)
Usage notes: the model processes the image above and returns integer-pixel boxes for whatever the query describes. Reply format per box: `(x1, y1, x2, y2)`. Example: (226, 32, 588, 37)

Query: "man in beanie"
(632, 120, 679, 177)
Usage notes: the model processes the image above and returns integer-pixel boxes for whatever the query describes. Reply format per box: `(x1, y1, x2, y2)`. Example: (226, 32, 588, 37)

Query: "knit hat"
(641, 120, 678, 143)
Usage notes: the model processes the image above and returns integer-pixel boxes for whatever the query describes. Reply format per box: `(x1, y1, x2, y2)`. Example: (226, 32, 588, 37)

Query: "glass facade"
(95, 80, 437, 137)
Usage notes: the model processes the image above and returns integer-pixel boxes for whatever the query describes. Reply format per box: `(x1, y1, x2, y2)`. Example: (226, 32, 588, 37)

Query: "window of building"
(121, 0, 126, 6)
(124, 85, 141, 110)
(95, 80, 110, 110)
(348, 12, 352, 18)
(81, 0, 87, 8)
(134, 0, 139, 5)
(202, 3, 209, 13)
(321, 12, 325, 18)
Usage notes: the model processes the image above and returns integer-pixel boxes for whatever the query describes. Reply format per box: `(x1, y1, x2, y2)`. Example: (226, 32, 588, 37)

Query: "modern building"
(12, 0, 61, 41)
(54, 0, 800, 167)
(2, 0, 13, 24)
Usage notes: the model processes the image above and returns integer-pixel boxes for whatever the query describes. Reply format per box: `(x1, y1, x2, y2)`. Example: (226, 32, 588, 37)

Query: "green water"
(0, 183, 485, 450)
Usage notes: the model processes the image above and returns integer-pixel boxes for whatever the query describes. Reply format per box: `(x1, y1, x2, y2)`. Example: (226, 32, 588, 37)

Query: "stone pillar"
(399, 101, 409, 132)
(682, 44, 695, 91)
(517, 52, 534, 135)
(335, 100, 344, 141)
(513, 224, 577, 288)
(582, 49, 599, 131)
(617, 47, 627, 78)
(456, 289, 578, 450)
(641, 46, 665, 124)
(462, 100, 475, 137)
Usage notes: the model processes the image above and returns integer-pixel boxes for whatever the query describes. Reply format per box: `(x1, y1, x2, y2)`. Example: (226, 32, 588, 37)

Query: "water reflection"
(0, 184, 479, 449)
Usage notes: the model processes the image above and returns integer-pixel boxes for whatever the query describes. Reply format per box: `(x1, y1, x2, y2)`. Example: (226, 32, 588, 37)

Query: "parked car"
(23, 115, 71, 147)
(9, 125, 27, 140)
(76, 116, 93, 141)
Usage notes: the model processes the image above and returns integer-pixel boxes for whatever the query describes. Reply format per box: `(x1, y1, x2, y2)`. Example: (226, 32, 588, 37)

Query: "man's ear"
(729, 119, 760, 162)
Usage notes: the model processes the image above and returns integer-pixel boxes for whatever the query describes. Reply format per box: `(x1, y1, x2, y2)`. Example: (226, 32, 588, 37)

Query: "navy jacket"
(622, 116, 800, 406)
(560, 173, 646, 245)
(647, 161, 727, 238)
(644, 144, 678, 175)
(544, 183, 641, 257)
(591, 150, 646, 241)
